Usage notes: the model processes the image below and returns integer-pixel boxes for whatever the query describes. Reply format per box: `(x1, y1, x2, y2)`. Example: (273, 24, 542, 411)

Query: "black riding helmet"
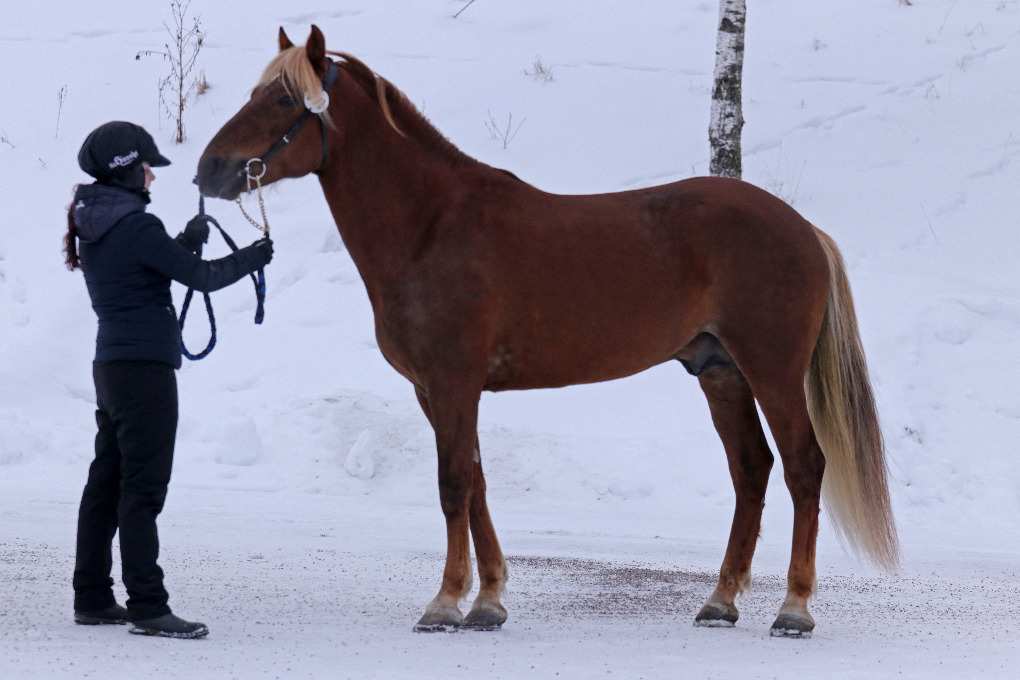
(77, 121, 171, 191)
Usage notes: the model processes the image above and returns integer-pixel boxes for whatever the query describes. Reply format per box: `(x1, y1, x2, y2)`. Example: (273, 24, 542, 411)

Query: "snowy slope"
(1, 1, 1018, 678)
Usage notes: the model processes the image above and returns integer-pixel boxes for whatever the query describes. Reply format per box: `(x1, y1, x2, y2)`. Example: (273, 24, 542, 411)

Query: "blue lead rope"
(178, 194, 266, 361)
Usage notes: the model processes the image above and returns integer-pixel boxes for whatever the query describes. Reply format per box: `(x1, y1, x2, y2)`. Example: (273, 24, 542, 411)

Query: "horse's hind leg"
(463, 440, 509, 630)
(691, 362, 774, 627)
(755, 385, 825, 637)
(729, 348, 825, 638)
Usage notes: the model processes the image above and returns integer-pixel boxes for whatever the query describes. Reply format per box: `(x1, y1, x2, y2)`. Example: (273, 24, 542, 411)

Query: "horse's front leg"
(413, 382, 486, 632)
(462, 438, 508, 630)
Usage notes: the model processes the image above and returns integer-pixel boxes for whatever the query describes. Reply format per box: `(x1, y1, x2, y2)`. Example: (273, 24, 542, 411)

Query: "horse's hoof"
(769, 613, 815, 638)
(413, 622, 460, 633)
(413, 604, 464, 633)
(463, 601, 507, 631)
(694, 601, 739, 628)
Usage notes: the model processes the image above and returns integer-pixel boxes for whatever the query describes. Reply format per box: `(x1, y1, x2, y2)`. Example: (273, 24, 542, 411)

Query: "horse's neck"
(317, 125, 464, 296)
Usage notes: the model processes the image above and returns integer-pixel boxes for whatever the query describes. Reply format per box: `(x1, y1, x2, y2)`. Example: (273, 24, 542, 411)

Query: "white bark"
(709, 0, 746, 179)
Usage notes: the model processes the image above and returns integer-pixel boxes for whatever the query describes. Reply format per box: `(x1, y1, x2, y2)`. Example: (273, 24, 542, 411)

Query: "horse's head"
(197, 25, 338, 200)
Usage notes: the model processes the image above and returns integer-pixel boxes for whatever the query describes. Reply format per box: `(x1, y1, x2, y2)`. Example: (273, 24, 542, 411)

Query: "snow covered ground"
(1, 1, 1018, 678)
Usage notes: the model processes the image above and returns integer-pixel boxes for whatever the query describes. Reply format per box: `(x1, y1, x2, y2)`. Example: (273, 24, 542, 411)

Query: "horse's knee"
(438, 477, 471, 517)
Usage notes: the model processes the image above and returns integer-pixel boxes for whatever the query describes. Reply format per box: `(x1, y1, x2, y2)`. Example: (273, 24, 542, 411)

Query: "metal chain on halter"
(236, 158, 271, 237)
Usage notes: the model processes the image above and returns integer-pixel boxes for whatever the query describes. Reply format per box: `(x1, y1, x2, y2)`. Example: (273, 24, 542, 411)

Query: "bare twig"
(55, 85, 68, 139)
(919, 202, 939, 243)
(0, 130, 14, 149)
(454, 0, 479, 19)
(484, 110, 526, 150)
(938, 0, 960, 35)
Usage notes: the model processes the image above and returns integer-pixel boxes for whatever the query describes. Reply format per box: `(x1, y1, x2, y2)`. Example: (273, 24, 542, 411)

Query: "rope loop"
(179, 192, 267, 361)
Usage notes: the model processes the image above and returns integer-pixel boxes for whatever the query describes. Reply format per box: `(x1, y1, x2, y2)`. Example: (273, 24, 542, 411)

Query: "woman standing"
(66, 121, 273, 639)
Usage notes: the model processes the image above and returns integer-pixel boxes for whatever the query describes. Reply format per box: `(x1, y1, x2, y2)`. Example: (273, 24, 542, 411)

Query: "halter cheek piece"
(180, 61, 340, 362)
(242, 59, 340, 180)
(235, 60, 340, 237)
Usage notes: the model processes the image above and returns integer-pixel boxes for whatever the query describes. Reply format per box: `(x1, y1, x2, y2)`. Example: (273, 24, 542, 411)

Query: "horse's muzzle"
(195, 155, 247, 200)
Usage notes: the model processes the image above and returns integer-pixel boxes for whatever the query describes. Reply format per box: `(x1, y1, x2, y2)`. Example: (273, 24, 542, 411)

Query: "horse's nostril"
(196, 156, 246, 198)
(198, 156, 224, 181)
(196, 156, 233, 195)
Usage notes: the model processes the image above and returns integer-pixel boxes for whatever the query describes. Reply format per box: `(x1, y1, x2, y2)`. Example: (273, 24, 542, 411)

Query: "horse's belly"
(485, 307, 703, 391)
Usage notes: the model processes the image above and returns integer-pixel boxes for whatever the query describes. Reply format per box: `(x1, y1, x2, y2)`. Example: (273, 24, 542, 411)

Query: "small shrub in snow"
(136, 0, 205, 143)
(484, 110, 526, 150)
(195, 70, 211, 97)
(761, 148, 807, 206)
(525, 57, 555, 83)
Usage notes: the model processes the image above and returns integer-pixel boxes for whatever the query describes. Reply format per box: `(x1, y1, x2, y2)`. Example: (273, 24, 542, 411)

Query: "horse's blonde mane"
(254, 44, 483, 167)
(326, 50, 404, 137)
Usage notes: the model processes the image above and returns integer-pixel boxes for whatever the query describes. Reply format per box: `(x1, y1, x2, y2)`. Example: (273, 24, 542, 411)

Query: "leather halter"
(243, 59, 340, 176)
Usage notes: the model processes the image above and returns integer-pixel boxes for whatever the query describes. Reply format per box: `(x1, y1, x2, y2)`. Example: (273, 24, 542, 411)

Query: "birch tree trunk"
(708, 0, 747, 179)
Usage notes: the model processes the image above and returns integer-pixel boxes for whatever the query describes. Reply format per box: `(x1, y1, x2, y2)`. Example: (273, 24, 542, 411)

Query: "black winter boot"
(74, 603, 129, 625)
(129, 613, 209, 639)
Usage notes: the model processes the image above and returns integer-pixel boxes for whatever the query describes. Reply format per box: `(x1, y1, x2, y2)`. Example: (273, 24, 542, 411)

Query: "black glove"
(253, 237, 274, 266)
(177, 216, 211, 253)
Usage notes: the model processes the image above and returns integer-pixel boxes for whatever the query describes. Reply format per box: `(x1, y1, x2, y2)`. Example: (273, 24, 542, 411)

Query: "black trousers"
(73, 360, 178, 620)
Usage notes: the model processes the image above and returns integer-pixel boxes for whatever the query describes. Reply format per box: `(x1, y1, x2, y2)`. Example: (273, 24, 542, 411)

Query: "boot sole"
(74, 614, 128, 626)
(129, 624, 209, 639)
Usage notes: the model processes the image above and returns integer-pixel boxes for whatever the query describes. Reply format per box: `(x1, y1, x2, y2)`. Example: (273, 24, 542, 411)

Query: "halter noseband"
(243, 59, 340, 179)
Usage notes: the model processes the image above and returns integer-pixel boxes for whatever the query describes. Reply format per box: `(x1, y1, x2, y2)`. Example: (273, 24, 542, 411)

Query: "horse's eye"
(277, 95, 297, 107)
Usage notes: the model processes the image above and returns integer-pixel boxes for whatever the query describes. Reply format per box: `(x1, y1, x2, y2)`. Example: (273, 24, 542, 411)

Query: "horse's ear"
(306, 24, 326, 70)
(278, 27, 294, 52)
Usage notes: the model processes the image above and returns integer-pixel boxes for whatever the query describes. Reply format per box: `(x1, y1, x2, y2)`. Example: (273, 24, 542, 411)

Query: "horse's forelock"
(256, 47, 323, 103)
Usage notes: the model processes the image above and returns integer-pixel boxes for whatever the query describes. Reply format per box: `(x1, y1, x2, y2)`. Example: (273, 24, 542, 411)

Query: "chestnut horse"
(197, 26, 898, 637)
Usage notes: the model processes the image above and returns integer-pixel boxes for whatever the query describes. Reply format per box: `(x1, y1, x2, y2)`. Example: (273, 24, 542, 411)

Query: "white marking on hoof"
(770, 609, 815, 639)
(695, 597, 739, 627)
(770, 627, 813, 639)
(413, 623, 460, 634)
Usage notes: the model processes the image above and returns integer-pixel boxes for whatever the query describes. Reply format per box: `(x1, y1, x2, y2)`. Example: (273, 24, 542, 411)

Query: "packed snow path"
(2, 483, 1017, 680)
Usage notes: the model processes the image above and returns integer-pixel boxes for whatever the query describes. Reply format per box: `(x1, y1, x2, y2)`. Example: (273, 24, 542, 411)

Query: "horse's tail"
(805, 228, 899, 570)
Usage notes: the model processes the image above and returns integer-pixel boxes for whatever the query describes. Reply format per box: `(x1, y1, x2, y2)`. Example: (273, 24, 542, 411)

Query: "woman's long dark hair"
(64, 187, 80, 271)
